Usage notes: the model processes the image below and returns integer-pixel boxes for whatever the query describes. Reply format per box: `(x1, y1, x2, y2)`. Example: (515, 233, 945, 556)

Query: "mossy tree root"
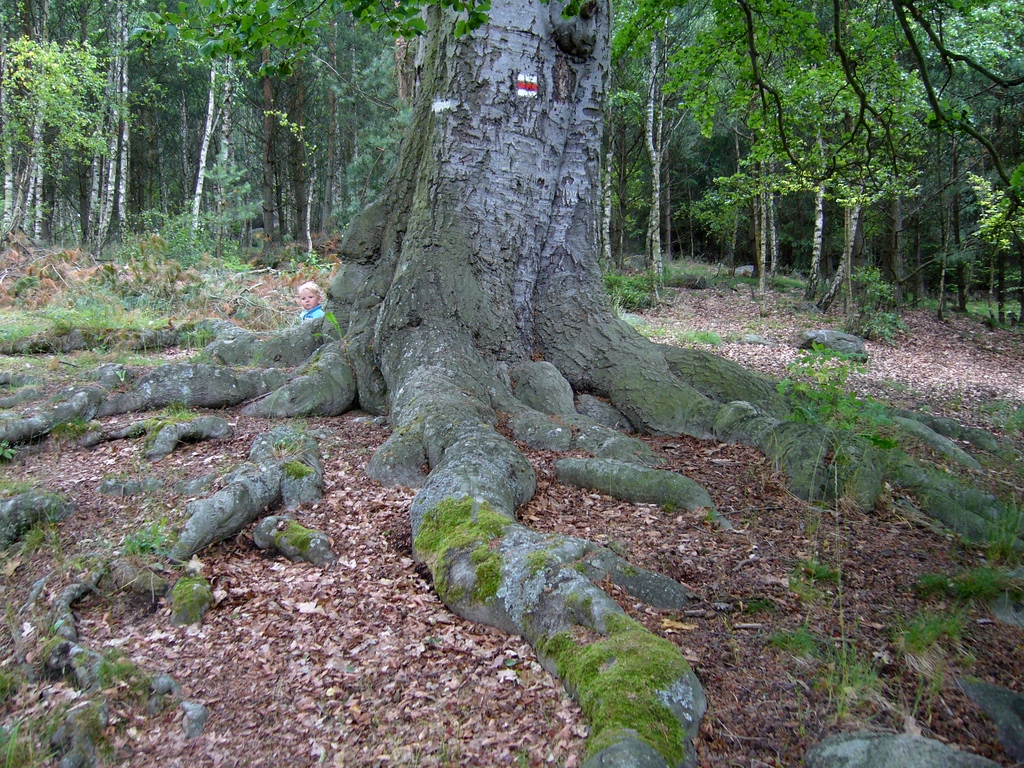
(377, 333, 704, 767)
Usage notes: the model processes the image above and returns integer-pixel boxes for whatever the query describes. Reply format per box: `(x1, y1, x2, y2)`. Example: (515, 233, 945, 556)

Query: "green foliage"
(980, 400, 1024, 434)
(0, 479, 34, 497)
(0, 37, 106, 170)
(846, 267, 907, 343)
(795, 558, 840, 584)
(0, 442, 15, 463)
(895, 610, 965, 656)
(769, 628, 821, 657)
(915, 567, 1023, 603)
(121, 212, 214, 269)
(986, 503, 1023, 567)
(818, 642, 881, 720)
(0, 670, 22, 703)
(777, 345, 883, 431)
(0, 721, 36, 768)
(675, 330, 722, 346)
(48, 419, 91, 442)
(98, 651, 152, 702)
(121, 520, 172, 558)
(20, 524, 60, 557)
(141, 0, 494, 71)
(770, 625, 879, 718)
(603, 271, 659, 311)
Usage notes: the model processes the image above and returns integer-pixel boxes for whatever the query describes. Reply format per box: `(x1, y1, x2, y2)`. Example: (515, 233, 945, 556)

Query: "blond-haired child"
(297, 282, 325, 323)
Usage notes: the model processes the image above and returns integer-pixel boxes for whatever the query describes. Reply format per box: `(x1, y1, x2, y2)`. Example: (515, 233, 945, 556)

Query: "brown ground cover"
(2, 280, 1023, 767)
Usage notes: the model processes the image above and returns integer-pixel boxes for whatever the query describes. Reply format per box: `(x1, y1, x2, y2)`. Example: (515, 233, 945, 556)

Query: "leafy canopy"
(138, 0, 492, 73)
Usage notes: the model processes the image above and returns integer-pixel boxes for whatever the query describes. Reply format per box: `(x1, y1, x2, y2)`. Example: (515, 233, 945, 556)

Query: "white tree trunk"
(191, 63, 219, 232)
(0, 38, 10, 233)
(843, 203, 860, 314)
(644, 32, 664, 276)
(806, 180, 826, 299)
(818, 203, 860, 313)
(115, 8, 129, 240)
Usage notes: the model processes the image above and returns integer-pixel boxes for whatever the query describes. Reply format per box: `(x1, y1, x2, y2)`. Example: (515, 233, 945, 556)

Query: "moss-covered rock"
(249, 427, 325, 509)
(170, 575, 214, 626)
(252, 515, 338, 566)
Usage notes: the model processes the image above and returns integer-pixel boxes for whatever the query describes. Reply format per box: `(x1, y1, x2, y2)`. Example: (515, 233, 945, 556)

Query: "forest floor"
(1, 268, 1024, 767)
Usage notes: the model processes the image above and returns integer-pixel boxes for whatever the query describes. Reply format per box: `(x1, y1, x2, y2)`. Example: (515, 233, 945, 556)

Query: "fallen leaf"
(3, 556, 22, 577)
(662, 619, 698, 631)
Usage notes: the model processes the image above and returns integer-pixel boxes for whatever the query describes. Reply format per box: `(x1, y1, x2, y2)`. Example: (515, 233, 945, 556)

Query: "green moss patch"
(539, 614, 692, 764)
(279, 521, 315, 554)
(414, 497, 511, 602)
(281, 460, 314, 480)
(170, 575, 213, 626)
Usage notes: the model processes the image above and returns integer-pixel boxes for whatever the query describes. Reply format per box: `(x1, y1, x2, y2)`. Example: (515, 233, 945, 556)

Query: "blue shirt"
(300, 305, 325, 323)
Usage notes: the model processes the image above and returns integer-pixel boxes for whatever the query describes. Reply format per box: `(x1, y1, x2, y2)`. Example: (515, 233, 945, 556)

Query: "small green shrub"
(795, 557, 840, 584)
(0, 670, 22, 703)
(818, 642, 881, 720)
(986, 503, 1023, 567)
(98, 650, 151, 701)
(21, 524, 60, 556)
(49, 418, 91, 441)
(846, 267, 907, 343)
(122, 520, 172, 557)
(0, 441, 15, 463)
(741, 597, 777, 615)
(0, 721, 35, 767)
(777, 345, 889, 432)
(603, 271, 659, 311)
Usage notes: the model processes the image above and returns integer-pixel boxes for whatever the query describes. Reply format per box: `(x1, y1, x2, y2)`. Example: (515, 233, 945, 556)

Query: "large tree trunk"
(313, 3, 867, 764)
(320, 4, 726, 764)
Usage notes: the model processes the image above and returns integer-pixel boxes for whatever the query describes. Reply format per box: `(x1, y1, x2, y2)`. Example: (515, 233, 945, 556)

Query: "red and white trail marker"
(516, 73, 538, 97)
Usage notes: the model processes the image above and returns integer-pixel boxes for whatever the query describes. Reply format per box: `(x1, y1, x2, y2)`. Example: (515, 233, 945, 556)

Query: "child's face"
(299, 290, 320, 310)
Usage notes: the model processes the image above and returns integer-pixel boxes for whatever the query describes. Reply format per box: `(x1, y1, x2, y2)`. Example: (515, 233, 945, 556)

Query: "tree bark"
(191, 63, 218, 232)
(805, 178, 825, 300)
(322, 21, 338, 232)
(261, 53, 277, 245)
(319, 4, 733, 763)
(818, 204, 860, 313)
(645, 30, 665, 276)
